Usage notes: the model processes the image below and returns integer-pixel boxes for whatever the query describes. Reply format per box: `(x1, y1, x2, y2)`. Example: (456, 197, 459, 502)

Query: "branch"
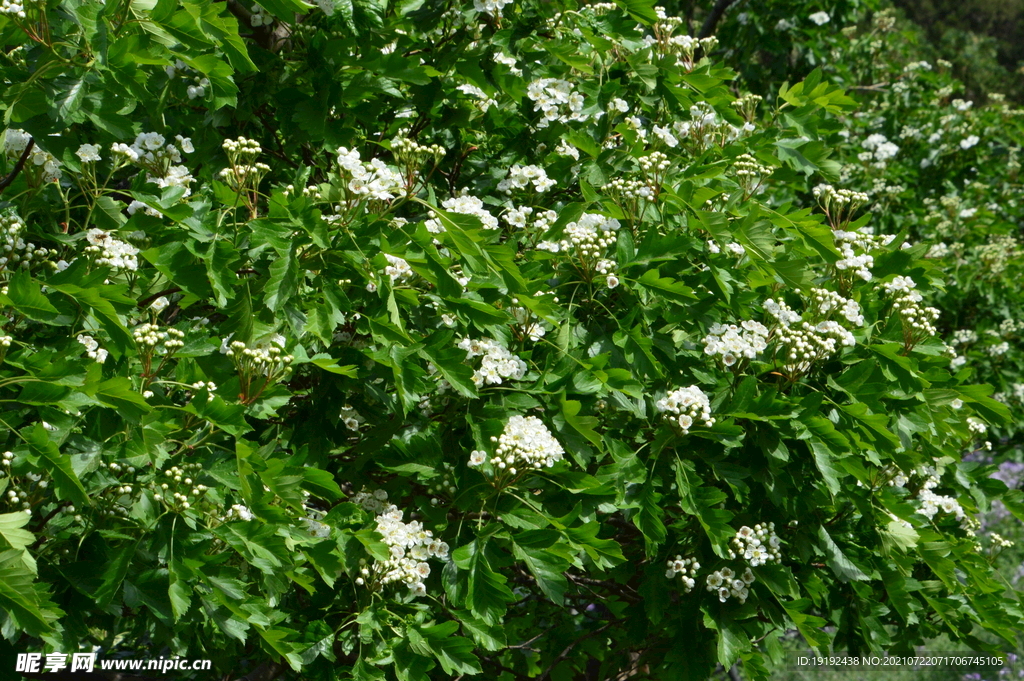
(848, 83, 890, 92)
(536, 620, 618, 681)
(699, 0, 738, 38)
(137, 287, 181, 308)
(0, 138, 35, 194)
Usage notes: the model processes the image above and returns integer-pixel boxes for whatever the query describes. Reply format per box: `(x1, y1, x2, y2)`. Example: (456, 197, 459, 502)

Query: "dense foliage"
(1, 0, 1022, 680)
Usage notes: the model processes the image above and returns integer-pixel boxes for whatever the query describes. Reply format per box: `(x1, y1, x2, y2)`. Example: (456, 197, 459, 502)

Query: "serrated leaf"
(6, 271, 59, 322)
(24, 424, 89, 508)
(817, 526, 869, 582)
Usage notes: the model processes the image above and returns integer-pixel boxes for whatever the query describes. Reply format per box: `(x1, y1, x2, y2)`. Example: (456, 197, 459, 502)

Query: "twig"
(699, 0, 738, 38)
(0, 138, 35, 193)
(137, 287, 182, 308)
(536, 620, 619, 681)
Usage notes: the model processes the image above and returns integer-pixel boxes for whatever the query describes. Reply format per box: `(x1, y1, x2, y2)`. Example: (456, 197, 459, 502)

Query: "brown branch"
(0, 138, 35, 193)
(699, 0, 738, 38)
(536, 620, 619, 681)
(848, 83, 890, 92)
(137, 287, 181, 308)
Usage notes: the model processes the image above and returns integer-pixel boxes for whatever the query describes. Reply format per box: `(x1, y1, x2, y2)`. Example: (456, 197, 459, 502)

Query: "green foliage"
(0, 0, 1021, 680)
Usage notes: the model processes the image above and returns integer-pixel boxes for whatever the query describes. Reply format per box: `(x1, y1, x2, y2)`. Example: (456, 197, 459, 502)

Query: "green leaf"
(93, 540, 140, 608)
(265, 243, 299, 313)
(309, 358, 358, 377)
(214, 522, 287, 574)
(93, 377, 152, 421)
(560, 397, 602, 448)
(817, 526, 870, 582)
(452, 539, 515, 625)
(6, 271, 59, 322)
(24, 424, 89, 508)
(168, 560, 192, 622)
(512, 533, 570, 604)
(0, 513, 32, 554)
(564, 522, 626, 569)
(0, 550, 56, 636)
(418, 623, 482, 675)
(636, 269, 697, 304)
(613, 0, 657, 23)
(782, 598, 832, 653)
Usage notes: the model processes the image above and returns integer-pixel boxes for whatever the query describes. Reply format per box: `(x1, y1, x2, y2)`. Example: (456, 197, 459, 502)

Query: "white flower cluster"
(511, 302, 548, 342)
(603, 177, 655, 202)
(77, 335, 109, 364)
(498, 164, 556, 193)
(470, 415, 564, 473)
(808, 288, 865, 325)
(133, 323, 185, 352)
(351, 487, 391, 514)
(703, 321, 770, 366)
(729, 523, 781, 566)
(112, 132, 195, 196)
(665, 555, 700, 592)
(916, 471, 965, 522)
(250, 3, 270, 26)
(734, 153, 773, 194)
(472, 0, 513, 17)
(458, 84, 498, 112)
(655, 386, 715, 433)
(458, 337, 527, 387)
(0, 213, 51, 273)
(494, 51, 522, 75)
(383, 254, 413, 284)
(225, 504, 255, 521)
(669, 102, 753, 152)
(555, 139, 580, 160)
(340, 405, 364, 431)
(832, 227, 896, 281)
(882, 276, 940, 342)
(302, 507, 331, 539)
(150, 463, 207, 511)
(390, 135, 445, 167)
(3, 129, 61, 181)
(76, 144, 101, 163)
(809, 11, 830, 25)
(706, 566, 755, 604)
(84, 228, 140, 270)
(862, 133, 900, 163)
(227, 338, 294, 375)
(967, 417, 987, 435)
(424, 193, 499, 233)
(503, 205, 557, 231)
(766, 297, 856, 374)
(959, 135, 979, 150)
(336, 146, 404, 203)
(0, 0, 26, 18)
(814, 183, 870, 231)
(360, 503, 449, 597)
(638, 151, 670, 176)
(527, 78, 597, 129)
(541, 213, 621, 287)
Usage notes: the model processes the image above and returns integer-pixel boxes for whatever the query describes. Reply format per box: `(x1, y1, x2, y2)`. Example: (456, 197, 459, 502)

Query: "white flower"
(150, 296, 169, 312)
(809, 11, 830, 25)
(76, 144, 102, 163)
(959, 135, 980, 150)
